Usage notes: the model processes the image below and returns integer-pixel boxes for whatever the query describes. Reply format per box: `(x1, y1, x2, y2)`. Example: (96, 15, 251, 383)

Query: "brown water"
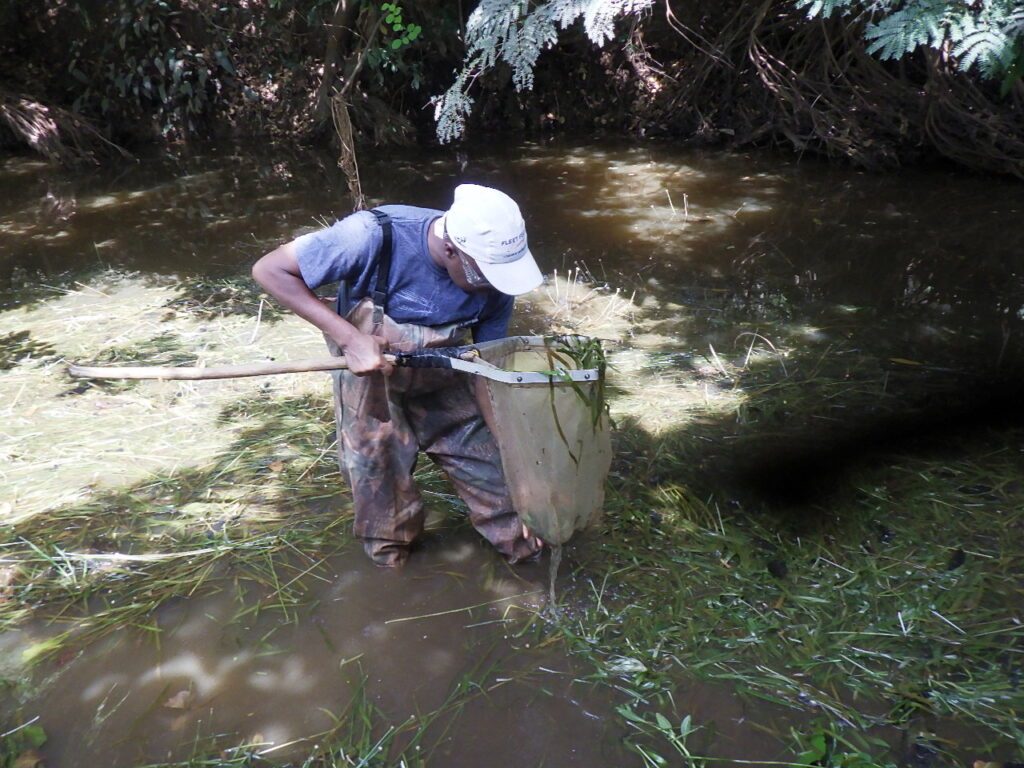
(3, 141, 1024, 766)
(5, 143, 1023, 335)
(3, 531, 628, 766)
(0, 527, 798, 767)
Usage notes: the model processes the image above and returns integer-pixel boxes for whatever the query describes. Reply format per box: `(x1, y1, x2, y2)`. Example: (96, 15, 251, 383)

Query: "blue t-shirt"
(293, 205, 513, 343)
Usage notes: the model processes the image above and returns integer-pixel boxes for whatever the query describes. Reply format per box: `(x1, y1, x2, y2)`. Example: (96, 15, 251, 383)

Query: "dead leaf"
(0, 501, 12, 517)
(13, 750, 45, 768)
(0, 564, 18, 589)
(268, 460, 285, 473)
(164, 689, 193, 709)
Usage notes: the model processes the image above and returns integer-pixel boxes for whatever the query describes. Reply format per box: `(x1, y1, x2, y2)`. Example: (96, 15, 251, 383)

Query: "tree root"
(331, 95, 365, 211)
(0, 88, 130, 164)
(638, 0, 1023, 175)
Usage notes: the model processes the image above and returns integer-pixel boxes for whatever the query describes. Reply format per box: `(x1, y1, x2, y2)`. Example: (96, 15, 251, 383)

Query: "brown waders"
(326, 298, 539, 567)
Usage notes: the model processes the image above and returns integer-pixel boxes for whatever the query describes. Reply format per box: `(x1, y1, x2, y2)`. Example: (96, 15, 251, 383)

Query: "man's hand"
(341, 331, 394, 376)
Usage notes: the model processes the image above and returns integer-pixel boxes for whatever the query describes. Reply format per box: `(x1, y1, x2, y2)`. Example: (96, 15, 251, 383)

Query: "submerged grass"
(1, 389, 347, 644)
(2, 267, 1023, 766)
(548, 310, 1024, 765)
(125, 647, 557, 768)
(0, 385, 476, 766)
(0, 331, 57, 371)
(164, 276, 285, 323)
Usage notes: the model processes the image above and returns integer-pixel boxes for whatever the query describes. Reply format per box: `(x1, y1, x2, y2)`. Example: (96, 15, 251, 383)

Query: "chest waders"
(325, 211, 540, 567)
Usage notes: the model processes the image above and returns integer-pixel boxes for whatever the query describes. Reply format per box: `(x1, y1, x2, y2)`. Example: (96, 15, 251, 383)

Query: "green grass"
(0, 331, 57, 371)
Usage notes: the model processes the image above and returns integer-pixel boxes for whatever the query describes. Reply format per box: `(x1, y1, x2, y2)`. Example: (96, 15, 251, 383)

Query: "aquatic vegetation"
(164, 277, 284, 323)
(0, 331, 56, 371)
(548, 330, 1024, 764)
(0, 718, 47, 768)
(545, 333, 610, 431)
(5, 264, 1023, 765)
(3, 140, 1024, 768)
(68, 331, 195, 393)
(0, 271, 332, 524)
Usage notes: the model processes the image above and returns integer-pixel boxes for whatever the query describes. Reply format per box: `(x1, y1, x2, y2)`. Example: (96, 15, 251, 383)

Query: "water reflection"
(3, 142, 1022, 341)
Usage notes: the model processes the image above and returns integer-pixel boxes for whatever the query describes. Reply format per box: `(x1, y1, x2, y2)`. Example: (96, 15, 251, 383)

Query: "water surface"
(2, 141, 1023, 766)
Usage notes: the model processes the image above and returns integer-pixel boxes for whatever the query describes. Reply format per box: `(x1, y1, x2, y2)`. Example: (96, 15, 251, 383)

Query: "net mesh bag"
(475, 336, 613, 545)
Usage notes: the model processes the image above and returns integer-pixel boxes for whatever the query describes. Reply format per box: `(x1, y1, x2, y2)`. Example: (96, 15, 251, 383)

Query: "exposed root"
(923, 48, 1024, 179)
(0, 87, 130, 164)
(645, 1, 1023, 175)
(331, 95, 365, 211)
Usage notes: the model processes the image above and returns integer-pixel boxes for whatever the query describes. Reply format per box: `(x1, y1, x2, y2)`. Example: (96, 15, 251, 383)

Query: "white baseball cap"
(443, 184, 543, 296)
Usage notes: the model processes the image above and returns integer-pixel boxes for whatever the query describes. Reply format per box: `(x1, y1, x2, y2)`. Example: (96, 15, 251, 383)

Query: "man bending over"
(252, 184, 544, 566)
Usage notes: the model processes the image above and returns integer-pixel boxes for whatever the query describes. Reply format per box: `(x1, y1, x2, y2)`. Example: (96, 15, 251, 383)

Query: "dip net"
(475, 336, 612, 546)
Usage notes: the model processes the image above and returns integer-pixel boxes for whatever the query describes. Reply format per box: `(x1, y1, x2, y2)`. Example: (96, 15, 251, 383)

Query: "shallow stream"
(2, 141, 1023, 766)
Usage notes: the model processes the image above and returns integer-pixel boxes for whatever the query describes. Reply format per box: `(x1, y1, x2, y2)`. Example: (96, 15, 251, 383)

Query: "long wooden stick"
(67, 355, 397, 381)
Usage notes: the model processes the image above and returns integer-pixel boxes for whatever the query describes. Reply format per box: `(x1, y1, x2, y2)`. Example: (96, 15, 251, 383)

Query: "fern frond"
(434, 71, 475, 145)
(435, 0, 655, 142)
(1006, 7, 1024, 35)
(795, 0, 858, 19)
(583, 0, 655, 46)
(864, 0, 950, 59)
(951, 5, 1018, 77)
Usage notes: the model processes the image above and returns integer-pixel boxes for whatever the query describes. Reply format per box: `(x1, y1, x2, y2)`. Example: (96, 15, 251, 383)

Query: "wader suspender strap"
(369, 209, 393, 327)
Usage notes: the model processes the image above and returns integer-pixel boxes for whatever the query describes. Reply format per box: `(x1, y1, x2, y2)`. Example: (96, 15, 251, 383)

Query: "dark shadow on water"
(726, 371, 1024, 510)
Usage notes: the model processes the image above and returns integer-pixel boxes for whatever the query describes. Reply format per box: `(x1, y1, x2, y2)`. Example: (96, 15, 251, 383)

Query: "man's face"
(444, 223, 494, 294)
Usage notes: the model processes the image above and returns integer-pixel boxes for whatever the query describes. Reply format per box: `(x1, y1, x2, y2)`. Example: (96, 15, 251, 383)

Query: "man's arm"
(252, 242, 393, 375)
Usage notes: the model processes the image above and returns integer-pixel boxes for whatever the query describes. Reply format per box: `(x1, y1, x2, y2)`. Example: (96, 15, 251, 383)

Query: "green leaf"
(654, 712, 672, 731)
(22, 636, 64, 664)
(22, 724, 48, 749)
(616, 705, 646, 724)
(798, 731, 829, 763)
(391, 38, 402, 49)
(679, 715, 693, 737)
(70, 67, 89, 84)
